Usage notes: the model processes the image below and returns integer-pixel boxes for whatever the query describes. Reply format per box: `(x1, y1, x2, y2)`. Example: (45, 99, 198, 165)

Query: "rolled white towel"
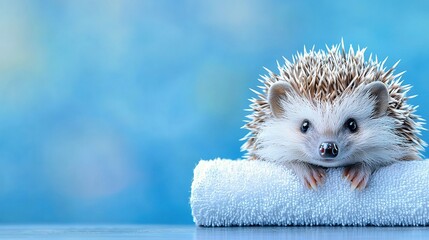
(190, 159, 429, 226)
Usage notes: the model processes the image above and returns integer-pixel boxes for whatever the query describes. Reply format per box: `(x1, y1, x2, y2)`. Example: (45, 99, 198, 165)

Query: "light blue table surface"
(0, 225, 428, 239)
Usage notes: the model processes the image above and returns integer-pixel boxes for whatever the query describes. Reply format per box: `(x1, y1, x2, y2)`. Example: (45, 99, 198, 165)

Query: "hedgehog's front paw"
(343, 163, 372, 191)
(287, 163, 326, 190)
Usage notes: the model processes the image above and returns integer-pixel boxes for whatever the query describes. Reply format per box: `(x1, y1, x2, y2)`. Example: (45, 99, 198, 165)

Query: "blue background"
(0, 0, 428, 224)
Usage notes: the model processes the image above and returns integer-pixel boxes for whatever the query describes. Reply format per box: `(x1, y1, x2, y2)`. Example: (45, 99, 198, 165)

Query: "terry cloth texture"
(190, 159, 429, 226)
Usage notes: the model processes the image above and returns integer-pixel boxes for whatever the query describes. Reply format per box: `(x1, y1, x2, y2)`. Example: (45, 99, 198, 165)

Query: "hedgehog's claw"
(287, 163, 326, 190)
(343, 163, 372, 191)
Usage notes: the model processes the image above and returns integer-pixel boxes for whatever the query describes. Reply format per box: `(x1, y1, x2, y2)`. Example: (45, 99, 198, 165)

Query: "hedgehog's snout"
(319, 142, 339, 159)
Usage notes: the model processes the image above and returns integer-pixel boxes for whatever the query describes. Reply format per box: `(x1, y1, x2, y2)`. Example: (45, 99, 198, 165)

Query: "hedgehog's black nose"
(319, 142, 339, 158)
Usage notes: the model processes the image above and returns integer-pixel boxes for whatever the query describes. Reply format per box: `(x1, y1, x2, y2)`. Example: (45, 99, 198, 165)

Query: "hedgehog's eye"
(345, 118, 358, 133)
(301, 120, 310, 133)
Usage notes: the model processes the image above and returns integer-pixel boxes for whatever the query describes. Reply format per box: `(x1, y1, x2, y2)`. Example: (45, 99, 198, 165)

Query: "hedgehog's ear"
(268, 82, 292, 118)
(364, 81, 389, 118)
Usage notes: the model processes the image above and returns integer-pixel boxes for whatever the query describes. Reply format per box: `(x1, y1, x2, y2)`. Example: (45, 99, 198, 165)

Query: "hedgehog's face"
(256, 81, 402, 167)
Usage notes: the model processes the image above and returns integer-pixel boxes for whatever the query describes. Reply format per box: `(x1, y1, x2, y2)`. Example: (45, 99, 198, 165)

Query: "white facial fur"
(255, 87, 407, 168)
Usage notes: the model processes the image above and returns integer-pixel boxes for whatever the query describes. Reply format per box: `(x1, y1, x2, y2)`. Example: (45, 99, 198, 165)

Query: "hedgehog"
(241, 42, 426, 191)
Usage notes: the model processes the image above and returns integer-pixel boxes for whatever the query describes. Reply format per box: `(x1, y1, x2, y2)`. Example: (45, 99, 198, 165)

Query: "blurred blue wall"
(0, 0, 428, 223)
